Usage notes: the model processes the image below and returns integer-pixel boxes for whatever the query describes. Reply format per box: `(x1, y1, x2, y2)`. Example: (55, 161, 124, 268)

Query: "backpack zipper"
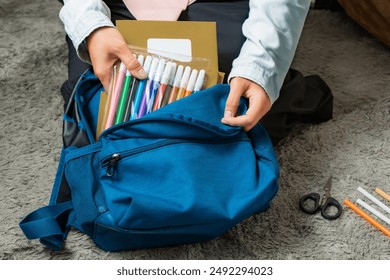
(101, 138, 248, 177)
(102, 139, 191, 177)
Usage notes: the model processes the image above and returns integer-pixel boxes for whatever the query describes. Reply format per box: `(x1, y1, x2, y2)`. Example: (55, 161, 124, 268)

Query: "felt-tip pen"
(138, 57, 159, 118)
(131, 55, 152, 120)
(153, 61, 172, 111)
(193, 69, 206, 93)
(167, 65, 184, 104)
(147, 58, 166, 114)
(184, 69, 198, 97)
(175, 66, 191, 101)
(114, 69, 132, 125)
(105, 62, 127, 129)
(123, 54, 144, 122)
(160, 62, 177, 107)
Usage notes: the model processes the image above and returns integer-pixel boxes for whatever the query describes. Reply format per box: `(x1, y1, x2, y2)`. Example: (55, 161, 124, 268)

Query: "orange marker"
(375, 188, 390, 203)
(184, 69, 198, 97)
(344, 198, 390, 238)
(176, 66, 191, 101)
(167, 65, 183, 104)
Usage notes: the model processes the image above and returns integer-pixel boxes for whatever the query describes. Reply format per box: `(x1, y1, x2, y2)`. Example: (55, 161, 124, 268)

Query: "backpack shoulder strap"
(19, 200, 74, 250)
(19, 147, 75, 250)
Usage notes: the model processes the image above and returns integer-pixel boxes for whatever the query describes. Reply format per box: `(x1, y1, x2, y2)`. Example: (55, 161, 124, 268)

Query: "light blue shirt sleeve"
(60, 0, 114, 63)
(228, 0, 310, 104)
(60, 0, 310, 104)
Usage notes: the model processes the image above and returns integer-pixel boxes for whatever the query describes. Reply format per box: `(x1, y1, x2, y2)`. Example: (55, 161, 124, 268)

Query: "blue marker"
(130, 56, 152, 120)
(146, 59, 166, 114)
(137, 57, 159, 119)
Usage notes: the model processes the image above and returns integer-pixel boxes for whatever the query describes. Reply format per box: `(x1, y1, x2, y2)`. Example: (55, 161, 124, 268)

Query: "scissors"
(299, 176, 342, 220)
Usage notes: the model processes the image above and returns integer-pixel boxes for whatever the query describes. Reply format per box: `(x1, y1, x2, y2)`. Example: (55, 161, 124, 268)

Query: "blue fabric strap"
(19, 201, 74, 250)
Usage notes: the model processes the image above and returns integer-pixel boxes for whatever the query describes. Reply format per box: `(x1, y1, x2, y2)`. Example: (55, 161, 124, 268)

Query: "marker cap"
(172, 65, 184, 87)
(179, 66, 191, 89)
(142, 56, 153, 74)
(154, 59, 166, 83)
(160, 62, 172, 85)
(186, 69, 198, 91)
(194, 69, 206, 92)
(168, 62, 177, 85)
(148, 58, 160, 79)
(137, 54, 145, 66)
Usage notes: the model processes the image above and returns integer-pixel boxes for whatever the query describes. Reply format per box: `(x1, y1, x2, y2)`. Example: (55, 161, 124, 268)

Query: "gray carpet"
(1, 0, 389, 260)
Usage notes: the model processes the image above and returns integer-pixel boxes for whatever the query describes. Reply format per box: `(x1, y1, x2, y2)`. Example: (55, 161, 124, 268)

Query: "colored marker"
(356, 199, 390, 226)
(175, 66, 191, 101)
(96, 65, 117, 138)
(160, 62, 177, 107)
(146, 59, 166, 114)
(167, 65, 184, 104)
(152, 62, 172, 111)
(184, 69, 198, 97)
(138, 57, 159, 118)
(105, 62, 126, 129)
(131, 55, 152, 120)
(123, 55, 144, 122)
(357, 187, 390, 214)
(375, 188, 390, 203)
(344, 198, 390, 238)
(193, 69, 206, 93)
(114, 69, 132, 125)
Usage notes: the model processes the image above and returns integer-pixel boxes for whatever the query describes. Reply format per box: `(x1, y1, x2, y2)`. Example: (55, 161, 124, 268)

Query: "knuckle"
(126, 57, 140, 70)
(225, 99, 239, 109)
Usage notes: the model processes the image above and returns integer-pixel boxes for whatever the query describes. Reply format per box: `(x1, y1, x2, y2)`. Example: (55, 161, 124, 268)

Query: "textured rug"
(0, 0, 389, 260)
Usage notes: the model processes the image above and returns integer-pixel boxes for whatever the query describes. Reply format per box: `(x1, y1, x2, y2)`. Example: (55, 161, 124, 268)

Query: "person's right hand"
(87, 26, 147, 92)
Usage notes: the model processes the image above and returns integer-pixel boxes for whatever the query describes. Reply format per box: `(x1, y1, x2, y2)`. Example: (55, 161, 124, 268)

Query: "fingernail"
(137, 69, 147, 79)
(224, 110, 232, 118)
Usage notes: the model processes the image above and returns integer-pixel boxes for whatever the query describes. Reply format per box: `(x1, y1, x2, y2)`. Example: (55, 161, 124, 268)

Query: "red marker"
(152, 62, 172, 111)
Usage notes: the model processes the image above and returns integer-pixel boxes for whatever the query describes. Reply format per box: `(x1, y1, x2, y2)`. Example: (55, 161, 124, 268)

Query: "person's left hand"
(221, 77, 272, 131)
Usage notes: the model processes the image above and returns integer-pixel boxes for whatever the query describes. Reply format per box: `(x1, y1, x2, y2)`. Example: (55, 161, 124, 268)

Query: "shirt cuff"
(59, 0, 114, 63)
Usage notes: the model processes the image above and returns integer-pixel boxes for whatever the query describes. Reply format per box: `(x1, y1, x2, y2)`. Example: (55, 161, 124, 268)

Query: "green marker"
(114, 70, 132, 125)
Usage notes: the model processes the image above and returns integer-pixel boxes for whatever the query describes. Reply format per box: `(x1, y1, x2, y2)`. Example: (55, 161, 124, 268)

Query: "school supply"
(345, 185, 390, 238)
(184, 69, 198, 97)
(167, 65, 183, 104)
(138, 57, 159, 118)
(122, 55, 144, 122)
(299, 176, 342, 220)
(105, 62, 127, 129)
(114, 70, 132, 125)
(357, 186, 390, 214)
(344, 199, 390, 238)
(176, 66, 191, 101)
(131, 55, 153, 120)
(146, 59, 166, 114)
(19, 68, 280, 251)
(152, 62, 172, 111)
(123, 77, 139, 122)
(375, 188, 390, 203)
(356, 199, 390, 226)
(160, 62, 177, 107)
(193, 69, 206, 93)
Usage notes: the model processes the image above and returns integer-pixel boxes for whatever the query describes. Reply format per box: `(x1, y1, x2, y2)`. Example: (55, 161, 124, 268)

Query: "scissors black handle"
(299, 193, 342, 220)
(299, 192, 321, 214)
(321, 197, 342, 220)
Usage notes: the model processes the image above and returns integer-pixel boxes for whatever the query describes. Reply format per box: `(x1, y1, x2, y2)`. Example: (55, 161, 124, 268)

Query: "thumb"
(117, 47, 147, 80)
(223, 80, 245, 119)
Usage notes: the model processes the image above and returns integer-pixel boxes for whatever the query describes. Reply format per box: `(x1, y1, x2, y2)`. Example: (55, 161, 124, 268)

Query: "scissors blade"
(321, 176, 332, 205)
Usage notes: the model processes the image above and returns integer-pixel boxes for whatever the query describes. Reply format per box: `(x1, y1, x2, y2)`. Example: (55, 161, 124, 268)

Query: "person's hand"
(87, 26, 147, 92)
(221, 77, 271, 131)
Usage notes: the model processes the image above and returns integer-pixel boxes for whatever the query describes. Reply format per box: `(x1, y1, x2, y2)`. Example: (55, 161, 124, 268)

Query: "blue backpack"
(20, 69, 279, 252)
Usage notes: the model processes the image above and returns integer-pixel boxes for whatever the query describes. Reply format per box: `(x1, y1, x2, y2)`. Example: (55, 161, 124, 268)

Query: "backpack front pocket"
(99, 136, 261, 231)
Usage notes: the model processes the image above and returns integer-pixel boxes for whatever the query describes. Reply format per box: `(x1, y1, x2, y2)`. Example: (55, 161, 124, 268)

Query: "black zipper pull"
(104, 153, 121, 177)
